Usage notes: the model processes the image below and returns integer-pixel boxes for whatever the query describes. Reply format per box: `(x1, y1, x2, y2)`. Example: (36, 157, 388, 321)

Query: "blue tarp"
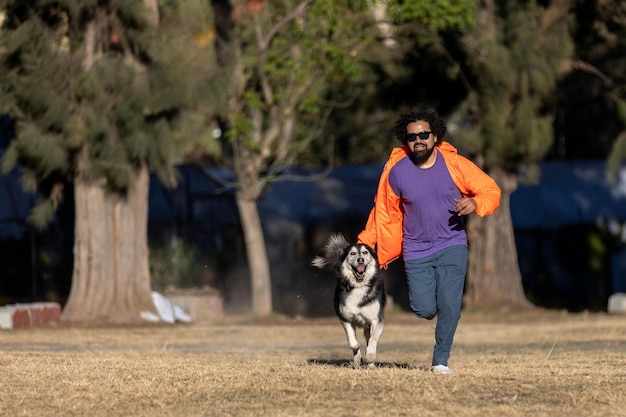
(256, 164, 383, 224)
(510, 161, 626, 230)
(0, 169, 36, 239)
(257, 161, 626, 231)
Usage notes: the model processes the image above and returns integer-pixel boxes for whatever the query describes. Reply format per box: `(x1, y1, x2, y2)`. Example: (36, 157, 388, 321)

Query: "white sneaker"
(431, 364, 453, 374)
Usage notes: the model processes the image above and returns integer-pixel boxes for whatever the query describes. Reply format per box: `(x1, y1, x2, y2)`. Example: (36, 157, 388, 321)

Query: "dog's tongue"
(357, 264, 366, 273)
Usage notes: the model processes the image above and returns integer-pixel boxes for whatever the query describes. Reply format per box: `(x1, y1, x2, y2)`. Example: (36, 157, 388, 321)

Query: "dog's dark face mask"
(343, 244, 375, 280)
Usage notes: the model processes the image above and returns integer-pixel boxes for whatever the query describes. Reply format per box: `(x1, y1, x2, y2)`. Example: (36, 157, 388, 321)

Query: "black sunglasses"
(405, 131, 432, 142)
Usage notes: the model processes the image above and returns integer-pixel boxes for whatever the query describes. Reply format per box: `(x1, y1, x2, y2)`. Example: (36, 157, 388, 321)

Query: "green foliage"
(149, 238, 199, 290)
(207, 0, 481, 170)
(28, 198, 58, 229)
(0, 0, 221, 226)
(588, 230, 607, 273)
(453, 0, 574, 172)
(224, 0, 373, 145)
(294, 0, 480, 166)
(388, 0, 476, 31)
(555, 0, 626, 161)
(155, 1, 225, 164)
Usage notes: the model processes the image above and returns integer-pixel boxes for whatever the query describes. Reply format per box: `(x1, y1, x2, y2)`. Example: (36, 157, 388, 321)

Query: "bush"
(149, 238, 199, 291)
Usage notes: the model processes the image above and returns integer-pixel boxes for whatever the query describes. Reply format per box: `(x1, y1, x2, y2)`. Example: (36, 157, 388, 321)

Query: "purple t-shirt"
(388, 151, 467, 260)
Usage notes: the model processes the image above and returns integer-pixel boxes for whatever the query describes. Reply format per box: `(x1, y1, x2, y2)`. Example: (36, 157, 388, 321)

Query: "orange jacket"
(357, 141, 501, 269)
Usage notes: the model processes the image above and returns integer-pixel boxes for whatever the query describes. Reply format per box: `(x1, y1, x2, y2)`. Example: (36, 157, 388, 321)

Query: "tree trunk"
(235, 193, 273, 317)
(464, 168, 532, 310)
(62, 165, 157, 323)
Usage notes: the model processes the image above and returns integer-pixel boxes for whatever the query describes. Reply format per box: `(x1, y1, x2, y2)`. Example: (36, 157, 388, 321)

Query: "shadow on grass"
(307, 358, 419, 369)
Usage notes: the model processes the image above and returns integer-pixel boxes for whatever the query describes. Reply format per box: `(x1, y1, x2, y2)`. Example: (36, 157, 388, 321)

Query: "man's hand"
(453, 198, 477, 216)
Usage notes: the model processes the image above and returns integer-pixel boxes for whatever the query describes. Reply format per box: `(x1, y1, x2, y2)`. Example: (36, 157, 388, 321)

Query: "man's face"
(406, 120, 436, 165)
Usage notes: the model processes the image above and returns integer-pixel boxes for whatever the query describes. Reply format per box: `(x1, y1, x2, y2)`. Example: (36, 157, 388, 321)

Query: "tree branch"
(563, 59, 611, 83)
(254, 0, 314, 105)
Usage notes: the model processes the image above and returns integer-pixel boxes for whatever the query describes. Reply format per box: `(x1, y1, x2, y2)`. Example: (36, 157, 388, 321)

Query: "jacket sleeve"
(357, 167, 390, 248)
(358, 206, 377, 247)
(456, 157, 502, 217)
(357, 147, 406, 249)
(357, 164, 403, 268)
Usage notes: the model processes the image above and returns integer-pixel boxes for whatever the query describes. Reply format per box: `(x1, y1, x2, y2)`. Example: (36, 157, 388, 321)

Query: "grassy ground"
(1, 309, 625, 417)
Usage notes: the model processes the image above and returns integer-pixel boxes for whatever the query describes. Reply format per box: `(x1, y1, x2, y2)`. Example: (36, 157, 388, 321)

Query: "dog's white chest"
(339, 286, 380, 321)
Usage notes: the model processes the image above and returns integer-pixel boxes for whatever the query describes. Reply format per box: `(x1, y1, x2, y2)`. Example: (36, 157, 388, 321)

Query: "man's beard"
(408, 145, 434, 166)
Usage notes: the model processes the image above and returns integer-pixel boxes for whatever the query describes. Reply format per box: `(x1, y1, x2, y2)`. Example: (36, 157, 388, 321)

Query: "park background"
(1, 5, 625, 416)
(2, 157, 626, 317)
(0, 0, 626, 322)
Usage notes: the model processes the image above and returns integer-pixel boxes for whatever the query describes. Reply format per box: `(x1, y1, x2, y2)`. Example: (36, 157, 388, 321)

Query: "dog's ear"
(363, 243, 377, 258)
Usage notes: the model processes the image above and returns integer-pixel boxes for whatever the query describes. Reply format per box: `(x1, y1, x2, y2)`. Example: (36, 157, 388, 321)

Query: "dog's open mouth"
(353, 264, 367, 279)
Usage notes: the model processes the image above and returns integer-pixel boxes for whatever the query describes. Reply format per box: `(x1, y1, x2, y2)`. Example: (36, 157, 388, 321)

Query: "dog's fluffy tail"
(311, 233, 350, 270)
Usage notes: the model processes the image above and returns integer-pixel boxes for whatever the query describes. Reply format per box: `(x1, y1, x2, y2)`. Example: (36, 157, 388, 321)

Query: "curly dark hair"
(394, 110, 447, 146)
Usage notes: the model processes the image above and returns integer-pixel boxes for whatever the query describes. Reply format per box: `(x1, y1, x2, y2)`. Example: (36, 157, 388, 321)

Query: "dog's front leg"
(340, 321, 361, 367)
(364, 320, 384, 368)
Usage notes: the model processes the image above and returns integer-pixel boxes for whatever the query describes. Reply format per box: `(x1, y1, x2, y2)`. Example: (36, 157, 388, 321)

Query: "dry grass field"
(1, 309, 625, 417)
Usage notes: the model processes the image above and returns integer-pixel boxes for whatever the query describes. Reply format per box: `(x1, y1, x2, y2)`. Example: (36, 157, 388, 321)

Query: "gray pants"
(405, 244, 468, 367)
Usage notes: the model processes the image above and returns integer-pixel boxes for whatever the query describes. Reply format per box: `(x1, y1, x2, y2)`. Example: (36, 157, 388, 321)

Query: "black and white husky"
(312, 233, 386, 368)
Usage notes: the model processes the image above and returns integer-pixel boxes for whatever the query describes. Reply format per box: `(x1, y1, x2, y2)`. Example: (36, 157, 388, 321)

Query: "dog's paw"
(352, 350, 362, 367)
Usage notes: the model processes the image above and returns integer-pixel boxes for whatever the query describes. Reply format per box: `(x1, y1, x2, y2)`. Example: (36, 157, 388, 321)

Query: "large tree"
(0, 0, 217, 323)
(558, 0, 626, 176)
(449, 0, 574, 308)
